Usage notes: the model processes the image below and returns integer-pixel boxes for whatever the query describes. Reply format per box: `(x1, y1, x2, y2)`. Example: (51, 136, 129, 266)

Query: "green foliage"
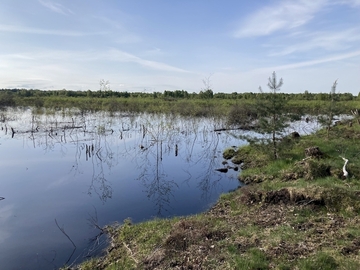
(0, 91, 15, 107)
(256, 72, 289, 159)
(227, 103, 257, 126)
(0, 88, 359, 121)
(199, 89, 214, 99)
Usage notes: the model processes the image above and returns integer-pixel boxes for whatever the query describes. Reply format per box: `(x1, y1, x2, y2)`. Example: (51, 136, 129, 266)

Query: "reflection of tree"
(195, 132, 224, 200)
(132, 117, 180, 216)
(70, 118, 115, 203)
(179, 119, 228, 200)
(125, 115, 237, 215)
(87, 135, 113, 202)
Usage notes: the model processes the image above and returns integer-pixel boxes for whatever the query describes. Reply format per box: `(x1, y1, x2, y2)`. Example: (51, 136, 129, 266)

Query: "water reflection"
(0, 107, 241, 269)
(0, 109, 241, 209)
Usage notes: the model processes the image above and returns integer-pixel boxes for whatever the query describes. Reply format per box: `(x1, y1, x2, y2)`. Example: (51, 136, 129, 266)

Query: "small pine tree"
(257, 72, 289, 159)
(318, 80, 339, 139)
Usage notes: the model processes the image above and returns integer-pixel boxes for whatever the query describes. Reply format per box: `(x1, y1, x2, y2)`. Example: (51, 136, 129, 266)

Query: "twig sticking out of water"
(86, 207, 106, 256)
(55, 219, 77, 266)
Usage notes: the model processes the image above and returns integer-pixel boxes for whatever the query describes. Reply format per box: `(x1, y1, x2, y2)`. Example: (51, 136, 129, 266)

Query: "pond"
(0, 107, 245, 270)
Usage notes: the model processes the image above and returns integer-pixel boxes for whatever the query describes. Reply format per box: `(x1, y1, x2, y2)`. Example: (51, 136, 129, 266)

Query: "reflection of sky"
(0, 109, 243, 269)
(0, 204, 13, 244)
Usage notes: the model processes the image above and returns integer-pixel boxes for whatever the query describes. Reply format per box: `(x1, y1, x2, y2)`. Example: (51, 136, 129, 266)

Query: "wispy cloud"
(335, 0, 360, 6)
(0, 24, 104, 36)
(234, 0, 327, 38)
(262, 50, 360, 71)
(268, 28, 360, 56)
(94, 16, 142, 44)
(0, 48, 189, 73)
(106, 49, 189, 73)
(38, 0, 74, 15)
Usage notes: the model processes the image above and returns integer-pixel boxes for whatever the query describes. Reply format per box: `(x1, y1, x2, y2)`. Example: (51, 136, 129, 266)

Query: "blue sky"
(0, 0, 359, 94)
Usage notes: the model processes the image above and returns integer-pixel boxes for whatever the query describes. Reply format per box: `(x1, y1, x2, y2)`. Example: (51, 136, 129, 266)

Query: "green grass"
(231, 248, 269, 270)
(298, 252, 339, 270)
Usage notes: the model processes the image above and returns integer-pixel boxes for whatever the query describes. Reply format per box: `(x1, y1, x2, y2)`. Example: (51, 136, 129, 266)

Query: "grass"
(231, 248, 269, 270)
(64, 119, 360, 270)
(298, 252, 339, 270)
(2, 89, 360, 121)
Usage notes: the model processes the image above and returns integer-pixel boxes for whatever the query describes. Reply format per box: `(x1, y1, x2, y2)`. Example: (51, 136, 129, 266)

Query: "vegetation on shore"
(64, 113, 360, 269)
(0, 88, 358, 119)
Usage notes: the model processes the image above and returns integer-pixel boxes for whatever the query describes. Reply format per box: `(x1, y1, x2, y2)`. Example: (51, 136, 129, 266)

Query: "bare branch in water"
(87, 206, 104, 232)
(55, 219, 77, 266)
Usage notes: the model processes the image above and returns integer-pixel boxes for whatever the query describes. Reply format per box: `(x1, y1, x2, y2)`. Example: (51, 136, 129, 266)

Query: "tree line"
(0, 87, 356, 101)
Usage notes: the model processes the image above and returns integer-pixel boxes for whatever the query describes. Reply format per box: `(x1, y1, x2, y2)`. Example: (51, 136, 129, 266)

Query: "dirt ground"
(138, 188, 360, 269)
(71, 186, 360, 270)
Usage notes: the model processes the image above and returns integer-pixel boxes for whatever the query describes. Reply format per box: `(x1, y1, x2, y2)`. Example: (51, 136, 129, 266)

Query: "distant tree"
(318, 80, 340, 139)
(99, 79, 110, 97)
(303, 90, 311, 100)
(199, 89, 214, 99)
(339, 93, 353, 101)
(256, 71, 289, 159)
(199, 74, 214, 99)
(202, 74, 213, 91)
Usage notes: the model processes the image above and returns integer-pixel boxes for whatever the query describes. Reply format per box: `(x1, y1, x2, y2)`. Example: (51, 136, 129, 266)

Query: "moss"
(223, 147, 236, 159)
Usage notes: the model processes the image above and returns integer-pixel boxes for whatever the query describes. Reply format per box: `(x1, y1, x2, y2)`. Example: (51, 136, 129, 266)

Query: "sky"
(0, 0, 359, 94)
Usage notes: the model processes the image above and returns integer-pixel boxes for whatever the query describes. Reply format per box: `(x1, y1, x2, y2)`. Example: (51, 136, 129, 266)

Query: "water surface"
(0, 108, 243, 269)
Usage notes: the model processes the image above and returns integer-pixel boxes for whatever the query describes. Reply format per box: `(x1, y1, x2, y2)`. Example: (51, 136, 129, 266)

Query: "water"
(0, 107, 243, 269)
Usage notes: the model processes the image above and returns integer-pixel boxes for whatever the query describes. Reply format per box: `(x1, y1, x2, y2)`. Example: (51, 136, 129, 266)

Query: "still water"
(0, 107, 244, 269)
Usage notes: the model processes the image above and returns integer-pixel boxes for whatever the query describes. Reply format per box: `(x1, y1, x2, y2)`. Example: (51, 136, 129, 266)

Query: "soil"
(138, 188, 356, 269)
(71, 186, 359, 270)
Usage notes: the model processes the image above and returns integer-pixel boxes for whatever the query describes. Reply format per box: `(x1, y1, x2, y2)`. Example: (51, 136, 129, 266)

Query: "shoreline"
(68, 120, 360, 269)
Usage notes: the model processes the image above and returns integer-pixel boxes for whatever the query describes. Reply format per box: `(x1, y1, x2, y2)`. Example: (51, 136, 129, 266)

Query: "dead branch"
(87, 206, 104, 232)
(340, 156, 349, 178)
(123, 242, 139, 264)
(96, 148, 102, 161)
(55, 219, 77, 266)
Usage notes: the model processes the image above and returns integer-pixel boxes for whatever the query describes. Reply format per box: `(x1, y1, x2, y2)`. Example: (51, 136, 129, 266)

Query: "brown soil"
(71, 186, 360, 270)
(138, 188, 356, 269)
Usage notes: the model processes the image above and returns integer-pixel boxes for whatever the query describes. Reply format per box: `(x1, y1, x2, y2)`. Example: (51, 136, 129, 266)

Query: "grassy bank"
(66, 119, 360, 270)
